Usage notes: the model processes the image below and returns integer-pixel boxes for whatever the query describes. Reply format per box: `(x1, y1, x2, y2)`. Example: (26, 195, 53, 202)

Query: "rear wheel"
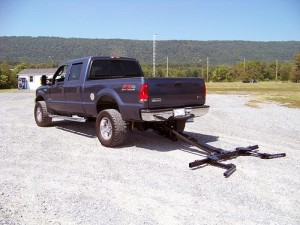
(96, 109, 129, 147)
(34, 101, 52, 127)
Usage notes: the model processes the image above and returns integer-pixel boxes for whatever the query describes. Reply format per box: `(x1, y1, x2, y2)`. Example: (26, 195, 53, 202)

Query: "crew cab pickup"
(34, 56, 209, 147)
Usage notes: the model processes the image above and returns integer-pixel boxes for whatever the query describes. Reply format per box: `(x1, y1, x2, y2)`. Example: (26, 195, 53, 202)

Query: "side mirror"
(41, 75, 47, 86)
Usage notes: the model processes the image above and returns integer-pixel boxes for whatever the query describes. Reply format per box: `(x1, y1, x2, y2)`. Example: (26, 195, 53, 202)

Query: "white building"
(17, 68, 57, 90)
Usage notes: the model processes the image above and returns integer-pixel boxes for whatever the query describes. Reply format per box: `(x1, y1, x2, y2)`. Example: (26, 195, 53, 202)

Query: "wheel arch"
(96, 94, 120, 114)
(35, 95, 45, 102)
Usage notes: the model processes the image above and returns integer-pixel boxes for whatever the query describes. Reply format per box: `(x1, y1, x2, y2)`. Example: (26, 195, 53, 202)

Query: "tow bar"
(160, 124, 286, 178)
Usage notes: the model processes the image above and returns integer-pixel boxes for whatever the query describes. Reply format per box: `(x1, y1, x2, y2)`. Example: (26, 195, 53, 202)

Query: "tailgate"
(146, 78, 206, 109)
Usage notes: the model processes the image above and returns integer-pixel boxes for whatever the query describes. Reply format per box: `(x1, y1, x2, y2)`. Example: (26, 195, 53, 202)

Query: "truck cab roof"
(63, 56, 138, 65)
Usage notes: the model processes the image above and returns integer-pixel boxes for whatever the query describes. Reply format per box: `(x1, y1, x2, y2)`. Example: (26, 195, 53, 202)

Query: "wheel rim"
(36, 106, 42, 122)
(100, 117, 112, 140)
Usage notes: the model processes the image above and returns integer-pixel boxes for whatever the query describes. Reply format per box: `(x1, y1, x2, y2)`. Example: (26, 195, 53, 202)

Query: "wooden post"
(276, 59, 278, 83)
(207, 57, 209, 82)
(244, 58, 246, 77)
(166, 57, 169, 77)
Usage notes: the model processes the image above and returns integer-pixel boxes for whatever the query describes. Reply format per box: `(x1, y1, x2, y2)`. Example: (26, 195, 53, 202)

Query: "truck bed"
(146, 77, 206, 109)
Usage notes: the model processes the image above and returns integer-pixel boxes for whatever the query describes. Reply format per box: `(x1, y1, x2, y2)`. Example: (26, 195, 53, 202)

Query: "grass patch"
(266, 94, 300, 108)
(0, 89, 18, 93)
(245, 99, 264, 108)
(206, 82, 300, 108)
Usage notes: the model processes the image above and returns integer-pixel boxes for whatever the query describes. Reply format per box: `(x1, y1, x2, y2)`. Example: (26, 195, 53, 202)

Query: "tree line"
(1, 53, 299, 89)
(143, 52, 300, 83)
(1, 36, 300, 65)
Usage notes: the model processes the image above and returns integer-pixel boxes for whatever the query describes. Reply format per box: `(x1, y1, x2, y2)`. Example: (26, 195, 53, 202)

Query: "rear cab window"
(89, 60, 142, 80)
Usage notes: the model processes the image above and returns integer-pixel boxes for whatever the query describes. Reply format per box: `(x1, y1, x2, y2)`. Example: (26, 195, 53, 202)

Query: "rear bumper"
(140, 105, 210, 121)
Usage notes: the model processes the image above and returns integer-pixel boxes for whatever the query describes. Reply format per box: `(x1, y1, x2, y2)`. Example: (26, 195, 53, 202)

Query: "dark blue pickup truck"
(34, 56, 209, 147)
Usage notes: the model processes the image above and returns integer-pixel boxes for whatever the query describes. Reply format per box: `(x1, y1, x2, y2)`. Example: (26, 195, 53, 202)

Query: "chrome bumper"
(140, 105, 210, 121)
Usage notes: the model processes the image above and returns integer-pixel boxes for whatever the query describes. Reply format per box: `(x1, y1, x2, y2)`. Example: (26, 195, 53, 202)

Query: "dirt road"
(0, 91, 299, 224)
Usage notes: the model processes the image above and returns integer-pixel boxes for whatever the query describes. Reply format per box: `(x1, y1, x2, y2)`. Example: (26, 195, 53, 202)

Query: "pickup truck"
(34, 56, 209, 147)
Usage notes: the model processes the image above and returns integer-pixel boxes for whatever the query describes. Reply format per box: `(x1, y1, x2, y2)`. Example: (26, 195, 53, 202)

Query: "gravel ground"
(0, 91, 299, 225)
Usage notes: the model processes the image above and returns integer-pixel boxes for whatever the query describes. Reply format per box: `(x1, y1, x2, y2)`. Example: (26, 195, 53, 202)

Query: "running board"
(49, 115, 86, 122)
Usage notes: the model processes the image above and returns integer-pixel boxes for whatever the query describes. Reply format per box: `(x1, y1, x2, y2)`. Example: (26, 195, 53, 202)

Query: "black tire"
(34, 101, 52, 127)
(96, 109, 129, 147)
(175, 120, 186, 133)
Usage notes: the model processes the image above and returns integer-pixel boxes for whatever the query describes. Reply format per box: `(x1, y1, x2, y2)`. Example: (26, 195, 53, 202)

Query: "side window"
(68, 63, 83, 81)
(52, 65, 68, 84)
(89, 60, 110, 79)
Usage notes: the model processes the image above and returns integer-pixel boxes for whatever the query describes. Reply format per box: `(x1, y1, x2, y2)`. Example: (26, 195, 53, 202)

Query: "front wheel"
(96, 109, 129, 147)
(34, 101, 52, 127)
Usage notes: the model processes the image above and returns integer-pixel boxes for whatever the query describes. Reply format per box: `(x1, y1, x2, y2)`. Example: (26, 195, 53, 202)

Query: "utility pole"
(206, 57, 209, 82)
(166, 56, 169, 77)
(152, 34, 158, 77)
(244, 58, 246, 76)
(199, 59, 202, 78)
(276, 59, 278, 83)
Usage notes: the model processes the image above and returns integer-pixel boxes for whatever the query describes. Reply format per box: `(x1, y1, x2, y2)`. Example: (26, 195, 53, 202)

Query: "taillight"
(139, 84, 149, 103)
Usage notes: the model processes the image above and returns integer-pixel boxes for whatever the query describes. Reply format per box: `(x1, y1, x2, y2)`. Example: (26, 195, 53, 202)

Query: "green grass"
(0, 89, 18, 93)
(206, 82, 300, 108)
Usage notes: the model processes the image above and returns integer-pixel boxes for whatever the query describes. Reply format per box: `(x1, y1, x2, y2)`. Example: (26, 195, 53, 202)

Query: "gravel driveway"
(0, 91, 299, 225)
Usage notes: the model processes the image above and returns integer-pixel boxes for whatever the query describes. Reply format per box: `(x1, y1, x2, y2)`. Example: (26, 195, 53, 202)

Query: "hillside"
(0, 36, 299, 65)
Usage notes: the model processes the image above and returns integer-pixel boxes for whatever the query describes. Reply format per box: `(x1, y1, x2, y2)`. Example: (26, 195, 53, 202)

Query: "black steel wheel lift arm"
(164, 125, 286, 178)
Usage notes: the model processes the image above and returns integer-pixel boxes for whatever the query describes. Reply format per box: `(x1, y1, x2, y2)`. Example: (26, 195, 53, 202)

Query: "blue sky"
(0, 0, 299, 41)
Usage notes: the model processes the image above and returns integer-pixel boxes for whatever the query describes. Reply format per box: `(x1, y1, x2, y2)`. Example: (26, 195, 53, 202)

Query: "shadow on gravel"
(125, 130, 219, 157)
(53, 120, 97, 138)
(179, 131, 219, 156)
(52, 120, 219, 157)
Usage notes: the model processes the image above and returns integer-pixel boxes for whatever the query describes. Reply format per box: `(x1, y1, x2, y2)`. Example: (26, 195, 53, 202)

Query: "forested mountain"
(0, 36, 299, 65)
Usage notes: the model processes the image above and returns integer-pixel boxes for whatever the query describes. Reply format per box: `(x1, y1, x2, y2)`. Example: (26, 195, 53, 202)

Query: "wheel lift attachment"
(161, 125, 286, 178)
